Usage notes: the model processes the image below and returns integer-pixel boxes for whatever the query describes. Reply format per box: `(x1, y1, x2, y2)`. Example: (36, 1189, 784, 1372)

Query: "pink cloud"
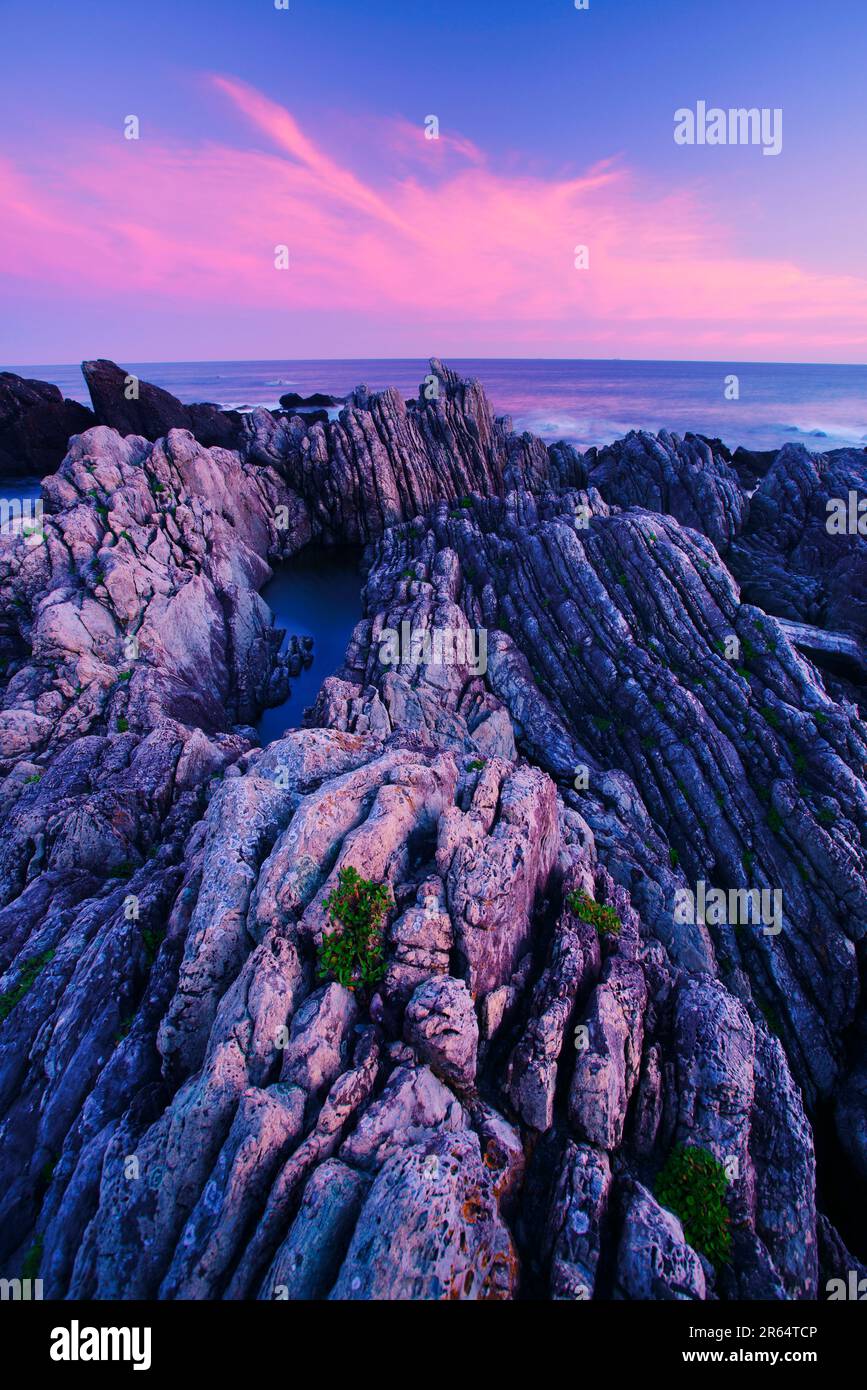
(1, 75, 866, 359)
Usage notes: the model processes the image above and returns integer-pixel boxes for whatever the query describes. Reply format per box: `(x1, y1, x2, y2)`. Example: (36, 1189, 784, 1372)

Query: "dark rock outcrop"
(0, 373, 94, 478)
(82, 359, 246, 452)
(730, 444, 867, 648)
(279, 392, 343, 410)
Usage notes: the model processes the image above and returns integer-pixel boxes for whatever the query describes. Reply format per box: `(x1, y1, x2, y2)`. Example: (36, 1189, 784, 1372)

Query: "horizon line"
(7, 354, 867, 373)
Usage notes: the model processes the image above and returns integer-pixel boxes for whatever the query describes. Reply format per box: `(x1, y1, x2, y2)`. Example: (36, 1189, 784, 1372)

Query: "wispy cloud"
(2, 73, 866, 358)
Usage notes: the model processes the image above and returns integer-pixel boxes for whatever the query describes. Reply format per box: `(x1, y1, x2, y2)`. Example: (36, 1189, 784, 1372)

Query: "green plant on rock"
(317, 866, 393, 992)
(21, 1235, 43, 1281)
(0, 948, 55, 1023)
(141, 924, 165, 966)
(655, 1143, 732, 1269)
(761, 704, 781, 729)
(566, 889, 621, 939)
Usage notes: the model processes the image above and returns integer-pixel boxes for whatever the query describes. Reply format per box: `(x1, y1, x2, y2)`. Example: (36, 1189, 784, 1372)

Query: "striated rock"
(261, 1159, 369, 1300)
(544, 1141, 612, 1299)
(730, 444, 867, 647)
(250, 358, 551, 543)
(505, 880, 600, 1131)
(0, 358, 864, 1305)
(159, 1082, 305, 1299)
(587, 429, 748, 555)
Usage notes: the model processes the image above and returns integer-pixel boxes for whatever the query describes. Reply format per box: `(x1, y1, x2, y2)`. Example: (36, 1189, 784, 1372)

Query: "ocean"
(7, 358, 867, 456)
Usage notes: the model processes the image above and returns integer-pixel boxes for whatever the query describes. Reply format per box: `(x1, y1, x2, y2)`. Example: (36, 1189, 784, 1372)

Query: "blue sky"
(1, 0, 865, 361)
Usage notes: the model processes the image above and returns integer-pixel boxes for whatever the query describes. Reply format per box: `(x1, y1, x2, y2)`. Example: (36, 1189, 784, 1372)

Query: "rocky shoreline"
(0, 358, 865, 1300)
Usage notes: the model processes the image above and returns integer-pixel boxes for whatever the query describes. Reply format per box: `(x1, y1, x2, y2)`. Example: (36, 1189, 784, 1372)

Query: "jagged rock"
(279, 983, 358, 1109)
(437, 759, 560, 997)
(613, 1179, 706, 1300)
(404, 975, 478, 1089)
(730, 444, 867, 646)
(329, 1130, 518, 1300)
(249, 358, 550, 542)
(669, 976, 756, 1224)
(0, 359, 864, 1305)
(260, 1159, 369, 1300)
(505, 883, 600, 1131)
(587, 429, 748, 555)
(544, 1142, 612, 1299)
(568, 954, 647, 1150)
(339, 1064, 465, 1172)
(159, 1082, 305, 1298)
(749, 1027, 818, 1298)
(817, 1214, 867, 1297)
(731, 445, 780, 490)
(384, 876, 453, 1006)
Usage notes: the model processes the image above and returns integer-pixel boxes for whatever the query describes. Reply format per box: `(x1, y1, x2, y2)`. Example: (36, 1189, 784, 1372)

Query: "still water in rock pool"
(257, 546, 363, 744)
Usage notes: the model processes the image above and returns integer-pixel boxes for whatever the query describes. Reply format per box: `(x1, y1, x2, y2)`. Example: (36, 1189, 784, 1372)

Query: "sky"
(1, 0, 866, 364)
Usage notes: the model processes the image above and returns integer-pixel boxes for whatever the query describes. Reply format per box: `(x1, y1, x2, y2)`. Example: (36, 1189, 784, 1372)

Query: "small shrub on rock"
(318, 866, 393, 991)
(566, 888, 621, 939)
(655, 1143, 732, 1269)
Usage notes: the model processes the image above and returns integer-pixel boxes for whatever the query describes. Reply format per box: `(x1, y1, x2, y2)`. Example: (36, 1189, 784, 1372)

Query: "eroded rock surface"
(0, 361, 864, 1302)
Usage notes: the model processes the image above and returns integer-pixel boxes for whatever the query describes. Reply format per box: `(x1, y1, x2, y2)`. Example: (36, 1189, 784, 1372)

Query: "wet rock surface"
(0, 361, 865, 1301)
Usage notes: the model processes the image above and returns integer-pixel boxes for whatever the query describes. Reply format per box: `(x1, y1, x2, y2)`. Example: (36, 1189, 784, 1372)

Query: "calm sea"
(6, 358, 867, 455)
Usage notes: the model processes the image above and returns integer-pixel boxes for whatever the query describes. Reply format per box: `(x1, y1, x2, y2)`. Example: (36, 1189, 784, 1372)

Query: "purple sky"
(1, 0, 866, 363)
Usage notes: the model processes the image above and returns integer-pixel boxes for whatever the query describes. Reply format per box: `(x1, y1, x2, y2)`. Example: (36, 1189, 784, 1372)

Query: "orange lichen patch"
(480, 1250, 519, 1300)
(483, 1139, 507, 1171)
(461, 1190, 485, 1224)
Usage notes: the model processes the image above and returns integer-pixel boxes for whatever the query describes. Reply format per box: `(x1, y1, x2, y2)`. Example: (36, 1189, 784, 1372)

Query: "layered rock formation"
(0, 361, 865, 1302)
